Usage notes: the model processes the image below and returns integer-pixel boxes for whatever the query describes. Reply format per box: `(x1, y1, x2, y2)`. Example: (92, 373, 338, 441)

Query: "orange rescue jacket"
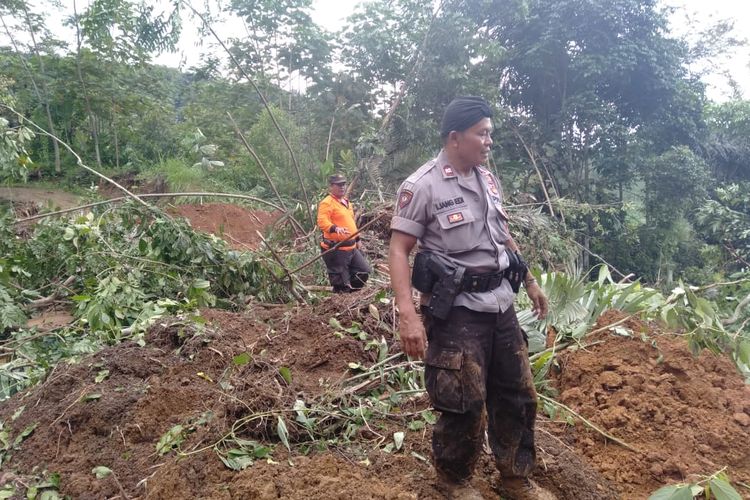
(317, 194, 358, 251)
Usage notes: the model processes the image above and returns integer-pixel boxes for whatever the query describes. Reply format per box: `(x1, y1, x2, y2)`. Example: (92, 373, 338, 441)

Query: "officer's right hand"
(335, 227, 351, 236)
(398, 312, 427, 360)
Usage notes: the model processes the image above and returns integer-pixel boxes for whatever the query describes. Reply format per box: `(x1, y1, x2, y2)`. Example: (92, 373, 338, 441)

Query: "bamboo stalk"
(227, 112, 286, 210)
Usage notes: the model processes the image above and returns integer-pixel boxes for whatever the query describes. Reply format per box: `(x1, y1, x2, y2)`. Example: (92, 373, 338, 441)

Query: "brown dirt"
(552, 310, 750, 499)
(25, 311, 74, 332)
(0, 186, 81, 211)
(1, 297, 620, 500)
(170, 203, 281, 250)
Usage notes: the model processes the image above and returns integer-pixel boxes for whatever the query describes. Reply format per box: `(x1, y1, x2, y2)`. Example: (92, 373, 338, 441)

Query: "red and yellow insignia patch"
(447, 212, 464, 224)
(482, 171, 499, 195)
(443, 165, 455, 177)
(398, 190, 413, 209)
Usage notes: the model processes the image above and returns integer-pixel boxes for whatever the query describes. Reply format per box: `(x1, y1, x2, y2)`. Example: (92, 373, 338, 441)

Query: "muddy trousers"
(321, 248, 370, 291)
(422, 305, 537, 483)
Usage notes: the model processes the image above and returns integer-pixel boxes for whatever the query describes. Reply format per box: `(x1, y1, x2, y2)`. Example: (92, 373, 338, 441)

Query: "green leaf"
(277, 416, 290, 452)
(253, 445, 272, 459)
(13, 422, 38, 447)
(738, 340, 750, 366)
(11, 406, 25, 421)
(94, 370, 110, 383)
(393, 431, 405, 451)
(219, 452, 254, 471)
(47, 473, 60, 489)
(328, 317, 342, 329)
(278, 367, 292, 384)
(422, 411, 437, 425)
(232, 352, 251, 366)
(708, 478, 742, 500)
(407, 420, 425, 431)
(368, 303, 380, 321)
(83, 393, 102, 401)
(0, 486, 16, 500)
(648, 484, 695, 500)
(92, 466, 113, 479)
(156, 424, 185, 455)
(192, 279, 210, 289)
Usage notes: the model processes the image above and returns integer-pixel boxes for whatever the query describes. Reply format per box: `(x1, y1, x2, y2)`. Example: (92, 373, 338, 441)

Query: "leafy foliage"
(0, 204, 297, 400)
(649, 469, 742, 500)
(519, 266, 749, 380)
(695, 182, 750, 267)
(0, 116, 33, 181)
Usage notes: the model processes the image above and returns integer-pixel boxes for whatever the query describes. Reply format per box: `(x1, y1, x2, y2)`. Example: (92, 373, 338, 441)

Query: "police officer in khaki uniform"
(388, 97, 553, 500)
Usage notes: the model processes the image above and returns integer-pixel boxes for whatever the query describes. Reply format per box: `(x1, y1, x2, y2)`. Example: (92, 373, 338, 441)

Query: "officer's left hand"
(526, 282, 548, 320)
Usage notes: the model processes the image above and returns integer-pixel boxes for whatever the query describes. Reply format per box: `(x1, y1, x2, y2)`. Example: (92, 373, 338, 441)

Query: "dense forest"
(0, 0, 749, 498)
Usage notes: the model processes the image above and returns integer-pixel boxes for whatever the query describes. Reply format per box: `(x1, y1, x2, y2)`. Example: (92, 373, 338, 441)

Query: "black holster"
(412, 252, 465, 320)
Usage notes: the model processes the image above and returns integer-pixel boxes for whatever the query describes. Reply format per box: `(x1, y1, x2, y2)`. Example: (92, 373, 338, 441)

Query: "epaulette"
(403, 158, 438, 187)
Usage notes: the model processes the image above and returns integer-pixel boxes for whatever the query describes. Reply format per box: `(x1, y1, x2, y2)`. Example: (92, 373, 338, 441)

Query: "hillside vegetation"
(1, 0, 749, 498)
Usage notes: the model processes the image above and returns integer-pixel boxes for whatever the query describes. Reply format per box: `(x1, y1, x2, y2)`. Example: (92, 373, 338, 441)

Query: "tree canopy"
(0, 0, 748, 287)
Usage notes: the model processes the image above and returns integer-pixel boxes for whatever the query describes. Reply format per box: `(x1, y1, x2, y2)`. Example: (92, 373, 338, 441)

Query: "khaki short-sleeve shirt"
(391, 150, 515, 313)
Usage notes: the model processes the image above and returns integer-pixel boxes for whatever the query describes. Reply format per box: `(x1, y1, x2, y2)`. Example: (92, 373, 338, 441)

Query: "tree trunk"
(21, 5, 61, 174)
(111, 75, 119, 169)
(73, 0, 102, 169)
(582, 147, 591, 271)
(2, 10, 62, 174)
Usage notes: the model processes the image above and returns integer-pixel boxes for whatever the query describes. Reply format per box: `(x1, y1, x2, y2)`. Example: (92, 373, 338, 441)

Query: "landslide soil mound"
(1, 297, 613, 500)
(1, 304, 747, 499)
(552, 311, 750, 499)
(170, 203, 281, 250)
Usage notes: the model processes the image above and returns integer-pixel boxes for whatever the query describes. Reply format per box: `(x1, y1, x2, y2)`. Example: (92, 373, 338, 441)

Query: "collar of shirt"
(332, 195, 349, 207)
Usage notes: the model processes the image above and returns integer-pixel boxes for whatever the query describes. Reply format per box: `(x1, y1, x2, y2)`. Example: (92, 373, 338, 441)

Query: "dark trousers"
(422, 305, 537, 483)
(321, 248, 370, 289)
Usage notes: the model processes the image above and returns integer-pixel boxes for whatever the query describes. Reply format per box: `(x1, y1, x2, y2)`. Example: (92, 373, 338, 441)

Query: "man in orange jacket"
(317, 174, 370, 293)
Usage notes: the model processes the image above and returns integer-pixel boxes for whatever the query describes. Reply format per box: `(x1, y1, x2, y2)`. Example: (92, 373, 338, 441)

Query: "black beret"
(328, 174, 347, 184)
(440, 96, 493, 139)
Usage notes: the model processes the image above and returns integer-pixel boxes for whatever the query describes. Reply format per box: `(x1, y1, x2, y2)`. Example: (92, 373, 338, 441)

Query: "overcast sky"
(6, 0, 750, 101)
(148, 0, 750, 101)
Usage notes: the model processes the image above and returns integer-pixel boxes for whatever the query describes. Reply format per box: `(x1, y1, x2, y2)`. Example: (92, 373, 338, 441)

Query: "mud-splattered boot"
(436, 475, 484, 500)
(499, 477, 556, 500)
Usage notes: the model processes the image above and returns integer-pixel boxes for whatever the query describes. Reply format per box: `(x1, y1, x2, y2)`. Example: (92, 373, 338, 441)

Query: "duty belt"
(460, 270, 507, 293)
(322, 238, 356, 249)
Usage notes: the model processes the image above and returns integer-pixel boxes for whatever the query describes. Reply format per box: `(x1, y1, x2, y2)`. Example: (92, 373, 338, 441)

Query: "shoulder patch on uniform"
(481, 170, 500, 196)
(442, 165, 456, 178)
(398, 190, 414, 209)
(447, 212, 464, 224)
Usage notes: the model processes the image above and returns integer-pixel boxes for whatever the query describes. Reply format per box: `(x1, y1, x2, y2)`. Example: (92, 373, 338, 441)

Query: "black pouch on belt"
(504, 249, 529, 293)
